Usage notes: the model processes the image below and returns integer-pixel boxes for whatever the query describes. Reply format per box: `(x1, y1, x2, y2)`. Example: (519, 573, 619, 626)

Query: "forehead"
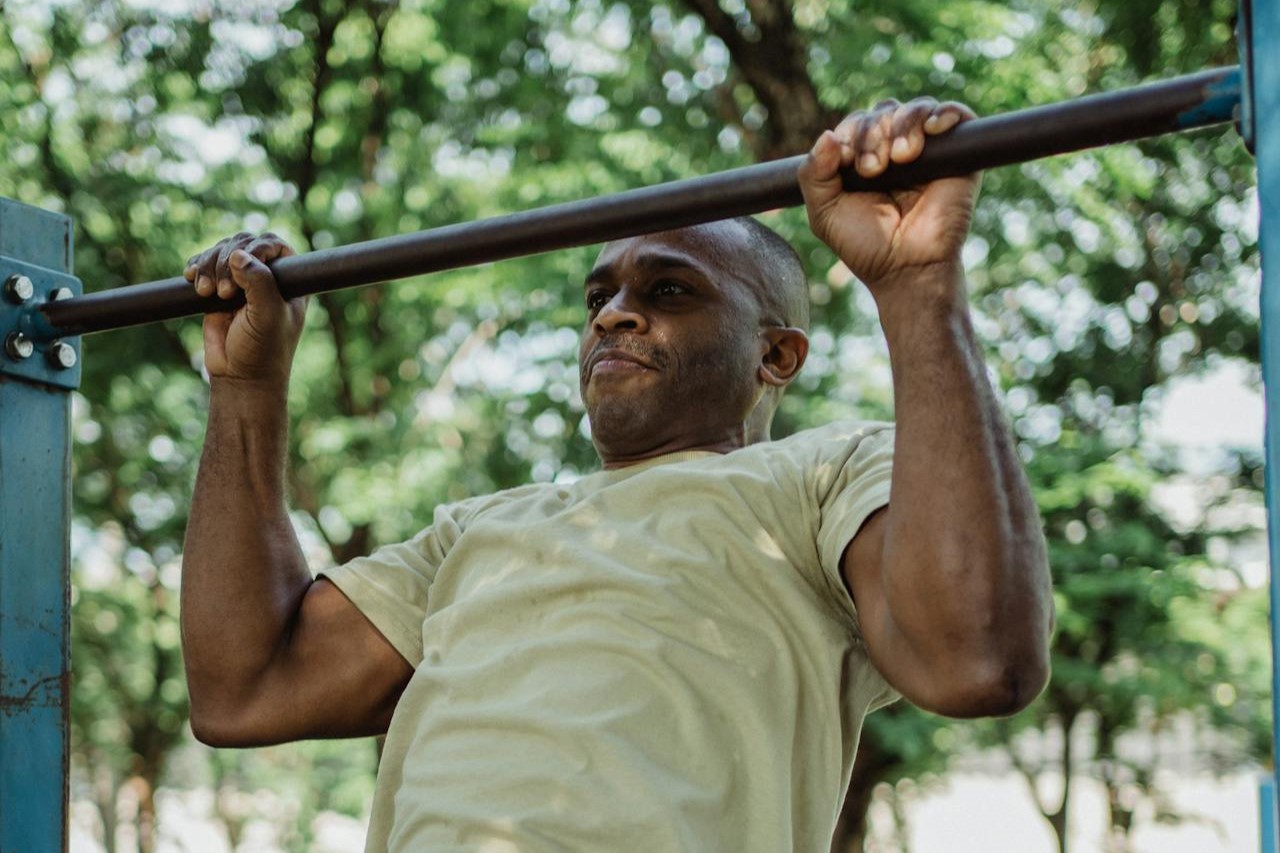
(590, 221, 759, 286)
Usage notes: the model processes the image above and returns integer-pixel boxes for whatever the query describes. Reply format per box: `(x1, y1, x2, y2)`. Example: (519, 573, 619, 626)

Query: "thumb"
(797, 130, 846, 213)
(229, 249, 285, 307)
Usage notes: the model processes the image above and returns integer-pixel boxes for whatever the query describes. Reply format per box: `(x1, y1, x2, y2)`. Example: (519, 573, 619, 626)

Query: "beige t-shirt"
(323, 419, 898, 852)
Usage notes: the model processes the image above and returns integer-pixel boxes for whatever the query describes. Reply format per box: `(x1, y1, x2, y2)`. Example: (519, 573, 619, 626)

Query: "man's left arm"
(798, 98, 1053, 718)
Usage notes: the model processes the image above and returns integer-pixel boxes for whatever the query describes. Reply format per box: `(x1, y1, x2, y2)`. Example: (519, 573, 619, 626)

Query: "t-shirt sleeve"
(812, 425, 895, 634)
(319, 504, 465, 666)
(809, 424, 898, 711)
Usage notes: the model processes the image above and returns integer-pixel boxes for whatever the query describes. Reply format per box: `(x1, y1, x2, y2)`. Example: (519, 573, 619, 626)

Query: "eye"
(654, 279, 687, 297)
(585, 289, 611, 312)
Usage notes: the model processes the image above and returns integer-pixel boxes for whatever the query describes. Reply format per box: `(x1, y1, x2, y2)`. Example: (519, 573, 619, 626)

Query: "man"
(181, 98, 1052, 851)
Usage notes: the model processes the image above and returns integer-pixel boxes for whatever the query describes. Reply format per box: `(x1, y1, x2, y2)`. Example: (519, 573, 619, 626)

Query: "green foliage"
(0, 0, 1268, 849)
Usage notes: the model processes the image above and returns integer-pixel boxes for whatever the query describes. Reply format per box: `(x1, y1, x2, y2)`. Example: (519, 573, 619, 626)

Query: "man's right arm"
(181, 234, 413, 747)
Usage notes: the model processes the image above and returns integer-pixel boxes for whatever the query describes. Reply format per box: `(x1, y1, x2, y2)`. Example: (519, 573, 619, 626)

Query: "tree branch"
(681, 0, 838, 158)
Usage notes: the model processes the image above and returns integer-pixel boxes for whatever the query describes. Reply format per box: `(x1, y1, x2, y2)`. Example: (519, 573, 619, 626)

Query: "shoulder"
(428, 480, 561, 529)
(749, 419, 894, 471)
(773, 418, 894, 450)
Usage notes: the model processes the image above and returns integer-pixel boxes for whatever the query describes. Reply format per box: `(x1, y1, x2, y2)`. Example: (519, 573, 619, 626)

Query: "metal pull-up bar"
(37, 65, 1241, 339)
(0, 47, 1266, 853)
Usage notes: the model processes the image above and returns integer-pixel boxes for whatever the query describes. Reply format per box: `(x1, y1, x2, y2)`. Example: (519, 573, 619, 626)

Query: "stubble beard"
(583, 331, 759, 458)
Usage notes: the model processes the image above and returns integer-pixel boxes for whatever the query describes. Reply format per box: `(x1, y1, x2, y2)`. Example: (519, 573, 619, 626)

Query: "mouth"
(588, 347, 655, 378)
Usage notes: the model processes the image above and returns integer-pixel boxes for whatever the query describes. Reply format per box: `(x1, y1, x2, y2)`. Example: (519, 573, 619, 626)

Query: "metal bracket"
(0, 257, 83, 390)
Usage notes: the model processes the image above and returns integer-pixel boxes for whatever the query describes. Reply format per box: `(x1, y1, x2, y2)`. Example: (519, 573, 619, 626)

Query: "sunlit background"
(0, 0, 1269, 850)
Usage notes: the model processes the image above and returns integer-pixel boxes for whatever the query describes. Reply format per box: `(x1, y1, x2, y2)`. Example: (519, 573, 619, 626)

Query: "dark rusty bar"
(43, 66, 1241, 337)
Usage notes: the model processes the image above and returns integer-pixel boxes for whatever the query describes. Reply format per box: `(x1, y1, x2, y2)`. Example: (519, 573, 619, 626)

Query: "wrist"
(209, 376, 291, 412)
(870, 260, 966, 317)
(867, 258, 965, 297)
(204, 377, 291, 508)
(869, 263, 977, 352)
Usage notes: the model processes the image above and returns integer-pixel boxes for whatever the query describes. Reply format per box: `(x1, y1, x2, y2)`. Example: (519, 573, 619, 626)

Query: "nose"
(593, 290, 648, 335)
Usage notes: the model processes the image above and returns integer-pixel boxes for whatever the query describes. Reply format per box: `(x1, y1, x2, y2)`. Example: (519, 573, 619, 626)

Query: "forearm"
(875, 263, 1051, 695)
(181, 379, 312, 712)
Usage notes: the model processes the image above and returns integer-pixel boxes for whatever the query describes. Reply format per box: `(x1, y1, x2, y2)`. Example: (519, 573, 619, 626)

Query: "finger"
(854, 102, 897, 178)
(214, 233, 252, 299)
(889, 98, 938, 164)
(800, 130, 843, 182)
(287, 293, 311, 326)
(925, 101, 977, 135)
(243, 233, 296, 263)
(797, 130, 846, 210)
(197, 240, 229, 299)
(189, 247, 221, 297)
(202, 311, 232, 354)
(229, 248, 285, 307)
(832, 112, 865, 169)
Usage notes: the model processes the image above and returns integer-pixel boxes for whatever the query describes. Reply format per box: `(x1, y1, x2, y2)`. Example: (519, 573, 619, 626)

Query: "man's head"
(578, 217, 810, 467)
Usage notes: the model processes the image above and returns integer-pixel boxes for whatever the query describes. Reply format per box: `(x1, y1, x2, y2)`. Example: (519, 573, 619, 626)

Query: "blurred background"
(0, 0, 1269, 850)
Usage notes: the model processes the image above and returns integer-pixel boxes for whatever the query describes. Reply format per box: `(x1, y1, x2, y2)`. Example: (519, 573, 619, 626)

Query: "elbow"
(915, 646, 1050, 719)
(922, 558, 1054, 718)
(969, 656, 1049, 718)
(189, 703, 243, 748)
(187, 686, 274, 748)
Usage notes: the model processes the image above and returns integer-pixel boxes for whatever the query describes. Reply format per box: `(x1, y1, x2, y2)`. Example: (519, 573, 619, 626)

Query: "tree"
(0, 0, 1268, 849)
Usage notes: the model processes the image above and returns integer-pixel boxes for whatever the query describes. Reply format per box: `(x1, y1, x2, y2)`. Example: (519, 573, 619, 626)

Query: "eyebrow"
(584, 251, 709, 288)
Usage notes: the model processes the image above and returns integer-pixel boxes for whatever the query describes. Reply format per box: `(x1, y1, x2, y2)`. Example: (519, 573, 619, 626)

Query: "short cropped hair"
(732, 216, 810, 331)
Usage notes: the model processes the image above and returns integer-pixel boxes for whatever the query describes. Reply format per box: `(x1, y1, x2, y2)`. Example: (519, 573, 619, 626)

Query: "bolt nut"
(4, 275, 34, 304)
(48, 287, 74, 302)
(4, 332, 34, 361)
(47, 341, 77, 370)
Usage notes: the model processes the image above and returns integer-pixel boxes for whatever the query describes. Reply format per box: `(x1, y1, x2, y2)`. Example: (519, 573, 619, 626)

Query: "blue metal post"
(1252, 0, 1280, 847)
(0, 199, 82, 851)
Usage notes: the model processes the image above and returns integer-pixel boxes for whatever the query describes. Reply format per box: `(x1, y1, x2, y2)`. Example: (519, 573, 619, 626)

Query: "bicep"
(243, 578, 415, 744)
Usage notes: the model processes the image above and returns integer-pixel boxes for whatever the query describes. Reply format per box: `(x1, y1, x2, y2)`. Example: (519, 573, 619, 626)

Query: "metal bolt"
(48, 287, 74, 302)
(4, 332, 34, 361)
(47, 341, 77, 370)
(3, 275, 34, 304)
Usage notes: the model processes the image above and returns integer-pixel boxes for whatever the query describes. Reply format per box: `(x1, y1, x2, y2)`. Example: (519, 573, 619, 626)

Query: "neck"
(596, 421, 772, 470)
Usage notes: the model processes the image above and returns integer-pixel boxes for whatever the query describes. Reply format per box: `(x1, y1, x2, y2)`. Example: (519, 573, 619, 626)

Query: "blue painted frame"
(0, 200, 80, 851)
(1250, 0, 1280, 846)
(0, 4, 1273, 847)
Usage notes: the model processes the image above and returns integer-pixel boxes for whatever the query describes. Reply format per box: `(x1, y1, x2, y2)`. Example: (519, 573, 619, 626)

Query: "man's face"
(578, 222, 772, 464)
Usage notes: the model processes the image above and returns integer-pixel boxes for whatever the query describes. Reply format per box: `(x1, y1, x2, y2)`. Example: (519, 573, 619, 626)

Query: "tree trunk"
(91, 760, 120, 853)
(1009, 706, 1078, 853)
(1047, 710, 1076, 853)
(681, 0, 840, 159)
(1097, 720, 1135, 853)
(1103, 778, 1135, 853)
(209, 756, 249, 850)
(133, 773, 157, 853)
(830, 733, 901, 853)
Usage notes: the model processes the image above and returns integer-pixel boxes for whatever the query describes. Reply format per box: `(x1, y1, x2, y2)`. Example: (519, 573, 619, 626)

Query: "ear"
(758, 327, 809, 388)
